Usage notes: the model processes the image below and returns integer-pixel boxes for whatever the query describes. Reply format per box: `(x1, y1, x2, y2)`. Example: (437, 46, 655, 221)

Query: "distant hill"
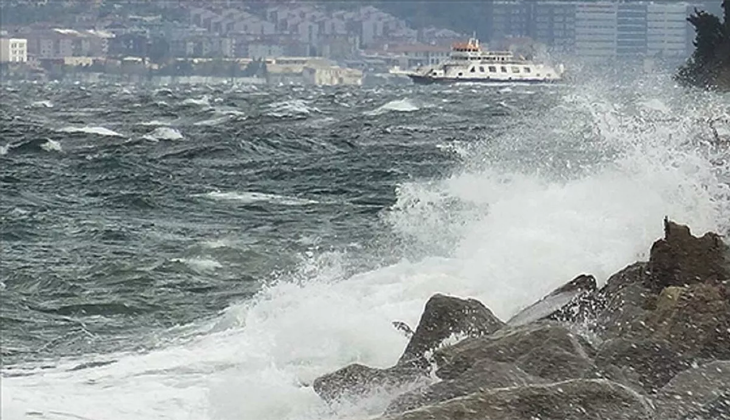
(368, 1, 492, 40)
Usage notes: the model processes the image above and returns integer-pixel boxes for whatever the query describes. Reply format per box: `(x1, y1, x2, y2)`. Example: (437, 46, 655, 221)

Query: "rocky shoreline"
(313, 218, 730, 419)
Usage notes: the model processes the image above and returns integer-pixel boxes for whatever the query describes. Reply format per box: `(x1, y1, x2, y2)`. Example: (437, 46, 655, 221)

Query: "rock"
(680, 390, 730, 420)
(384, 360, 545, 415)
(593, 338, 691, 393)
(312, 363, 426, 403)
(392, 321, 414, 338)
(379, 379, 655, 420)
(656, 361, 730, 420)
(646, 218, 729, 292)
(514, 341, 596, 381)
(644, 283, 730, 359)
(434, 321, 594, 381)
(397, 294, 504, 368)
(507, 274, 597, 326)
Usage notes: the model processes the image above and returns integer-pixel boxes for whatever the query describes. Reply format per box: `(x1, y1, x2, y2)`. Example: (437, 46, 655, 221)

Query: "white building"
(647, 3, 691, 58)
(0, 38, 28, 63)
(574, 2, 618, 59)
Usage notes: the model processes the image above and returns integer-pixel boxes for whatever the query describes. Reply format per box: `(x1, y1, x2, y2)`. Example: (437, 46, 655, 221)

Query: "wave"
(143, 127, 184, 141)
(170, 257, 223, 273)
(182, 95, 211, 107)
(3, 77, 730, 420)
(137, 120, 172, 127)
(58, 126, 124, 137)
(265, 99, 318, 118)
(365, 98, 420, 116)
(40, 139, 62, 152)
(201, 191, 319, 206)
(30, 100, 53, 108)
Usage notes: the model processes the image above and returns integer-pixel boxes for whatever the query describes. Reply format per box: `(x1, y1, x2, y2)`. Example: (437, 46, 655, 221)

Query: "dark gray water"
(1, 78, 729, 420)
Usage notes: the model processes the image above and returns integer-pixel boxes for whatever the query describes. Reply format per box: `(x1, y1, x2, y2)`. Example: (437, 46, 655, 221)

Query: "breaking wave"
(2, 76, 729, 420)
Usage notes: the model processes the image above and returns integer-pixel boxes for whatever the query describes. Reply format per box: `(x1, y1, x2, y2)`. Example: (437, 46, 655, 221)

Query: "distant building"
(26, 29, 112, 60)
(0, 38, 28, 63)
(489, 1, 698, 60)
(302, 64, 363, 86)
(647, 3, 692, 58)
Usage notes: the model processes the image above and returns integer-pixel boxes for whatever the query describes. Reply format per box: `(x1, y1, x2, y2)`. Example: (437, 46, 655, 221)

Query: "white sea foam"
(365, 98, 420, 116)
(266, 99, 318, 118)
(0, 144, 9, 155)
(4, 77, 730, 420)
(137, 120, 172, 127)
(172, 257, 223, 273)
(143, 127, 184, 141)
(182, 96, 211, 107)
(30, 100, 54, 108)
(40, 139, 62, 152)
(202, 191, 318, 206)
(58, 126, 124, 137)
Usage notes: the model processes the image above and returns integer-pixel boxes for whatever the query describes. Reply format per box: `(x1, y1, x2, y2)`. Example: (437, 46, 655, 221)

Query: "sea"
(1, 74, 729, 420)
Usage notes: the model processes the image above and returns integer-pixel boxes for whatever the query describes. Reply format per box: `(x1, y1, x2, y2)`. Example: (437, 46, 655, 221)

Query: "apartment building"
(0, 38, 28, 63)
(489, 1, 698, 60)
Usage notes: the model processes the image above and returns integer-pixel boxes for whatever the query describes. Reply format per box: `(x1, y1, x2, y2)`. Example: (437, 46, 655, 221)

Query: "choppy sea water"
(1, 77, 729, 420)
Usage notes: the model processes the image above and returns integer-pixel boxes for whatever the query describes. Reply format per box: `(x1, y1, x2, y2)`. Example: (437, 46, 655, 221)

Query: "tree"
(676, 2, 730, 90)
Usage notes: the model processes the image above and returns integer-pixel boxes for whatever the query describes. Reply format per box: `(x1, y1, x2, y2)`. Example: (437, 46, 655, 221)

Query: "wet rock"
(589, 263, 656, 339)
(644, 283, 730, 359)
(392, 321, 414, 338)
(312, 363, 426, 403)
(397, 294, 504, 368)
(593, 338, 690, 393)
(507, 274, 597, 326)
(384, 360, 545, 415)
(379, 379, 654, 420)
(656, 361, 730, 420)
(680, 390, 730, 420)
(646, 218, 729, 292)
(434, 321, 594, 381)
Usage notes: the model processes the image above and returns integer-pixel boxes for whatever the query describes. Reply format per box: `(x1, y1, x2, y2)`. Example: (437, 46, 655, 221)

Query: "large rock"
(434, 321, 595, 381)
(644, 283, 730, 359)
(397, 294, 504, 368)
(312, 363, 427, 403)
(646, 218, 729, 291)
(680, 391, 730, 420)
(656, 361, 730, 420)
(507, 274, 597, 326)
(384, 360, 545, 415)
(593, 338, 691, 393)
(379, 379, 654, 420)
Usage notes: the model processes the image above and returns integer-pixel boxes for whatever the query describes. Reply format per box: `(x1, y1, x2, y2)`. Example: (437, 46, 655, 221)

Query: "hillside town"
(0, 0, 724, 85)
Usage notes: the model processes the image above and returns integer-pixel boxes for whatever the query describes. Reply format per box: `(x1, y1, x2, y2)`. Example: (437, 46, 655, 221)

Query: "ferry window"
(512, 67, 520, 73)
(524, 67, 532, 73)
(458, 72, 463, 77)
(470, 67, 476, 73)
(489, 66, 497, 72)
(500, 66, 507, 73)
(479, 66, 484, 72)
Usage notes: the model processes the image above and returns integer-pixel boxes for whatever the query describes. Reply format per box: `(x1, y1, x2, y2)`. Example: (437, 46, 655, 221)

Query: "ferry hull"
(408, 74, 559, 85)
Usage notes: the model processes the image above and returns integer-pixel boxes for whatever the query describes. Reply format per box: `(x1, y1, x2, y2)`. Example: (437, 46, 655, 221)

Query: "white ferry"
(401, 38, 564, 84)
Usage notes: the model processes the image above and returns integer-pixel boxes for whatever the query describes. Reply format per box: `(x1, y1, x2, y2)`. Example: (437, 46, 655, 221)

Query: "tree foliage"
(676, 1, 730, 90)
